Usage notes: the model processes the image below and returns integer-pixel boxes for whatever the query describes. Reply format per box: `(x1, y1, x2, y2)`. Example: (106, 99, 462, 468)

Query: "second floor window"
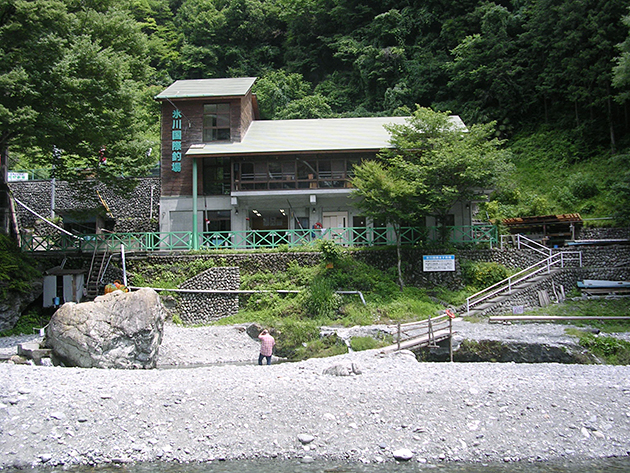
(203, 103, 230, 142)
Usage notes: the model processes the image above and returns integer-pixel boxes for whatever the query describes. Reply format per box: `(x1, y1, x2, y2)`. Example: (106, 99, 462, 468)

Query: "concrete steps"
(465, 268, 562, 317)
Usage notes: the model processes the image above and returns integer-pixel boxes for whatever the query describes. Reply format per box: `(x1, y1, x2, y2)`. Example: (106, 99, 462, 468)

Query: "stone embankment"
(1, 322, 629, 470)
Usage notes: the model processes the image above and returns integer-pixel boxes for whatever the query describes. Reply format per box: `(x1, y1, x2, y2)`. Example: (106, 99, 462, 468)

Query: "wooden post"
(397, 321, 401, 351)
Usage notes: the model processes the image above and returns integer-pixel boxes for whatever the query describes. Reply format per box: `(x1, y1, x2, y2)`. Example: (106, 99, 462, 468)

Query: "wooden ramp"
(380, 314, 453, 356)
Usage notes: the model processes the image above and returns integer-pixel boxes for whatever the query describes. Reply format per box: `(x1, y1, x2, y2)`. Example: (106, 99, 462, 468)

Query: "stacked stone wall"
(578, 227, 630, 240)
(177, 267, 240, 324)
(9, 178, 160, 233)
(26, 242, 630, 321)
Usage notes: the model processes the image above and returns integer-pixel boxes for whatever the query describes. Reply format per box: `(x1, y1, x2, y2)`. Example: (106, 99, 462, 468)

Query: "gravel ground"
(0, 321, 629, 470)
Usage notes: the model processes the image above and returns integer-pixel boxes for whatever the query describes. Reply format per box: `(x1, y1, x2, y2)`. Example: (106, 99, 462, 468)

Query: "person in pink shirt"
(258, 329, 275, 365)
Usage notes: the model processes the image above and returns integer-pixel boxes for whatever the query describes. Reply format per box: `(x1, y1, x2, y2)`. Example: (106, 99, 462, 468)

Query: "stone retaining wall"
(578, 227, 630, 240)
(28, 242, 630, 321)
(466, 266, 630, 317)
(177, 267, 240, 324)
(9, 177, 160, 233)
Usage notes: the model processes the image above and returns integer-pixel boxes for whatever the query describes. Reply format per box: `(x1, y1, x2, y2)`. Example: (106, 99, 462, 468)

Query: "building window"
(203, 104, 231, 142)
(203, 157, 230, 195)
(205, 210, 231, 231)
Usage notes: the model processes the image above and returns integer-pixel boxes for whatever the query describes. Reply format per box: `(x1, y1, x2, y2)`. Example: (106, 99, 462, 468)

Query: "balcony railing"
(20, 224, 497, 253)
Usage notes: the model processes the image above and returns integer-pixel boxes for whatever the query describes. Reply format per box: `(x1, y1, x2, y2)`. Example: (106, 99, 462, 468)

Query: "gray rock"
(45, 288, 165, 369)
(298, 434, 315, 445)
(323, 362, 362, 376)
(393, 448, 414, 461)
(0, 281, 43, 332)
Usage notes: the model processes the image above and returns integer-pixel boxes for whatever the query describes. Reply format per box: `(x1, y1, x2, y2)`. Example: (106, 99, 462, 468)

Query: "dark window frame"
(203, 103, 231, 142)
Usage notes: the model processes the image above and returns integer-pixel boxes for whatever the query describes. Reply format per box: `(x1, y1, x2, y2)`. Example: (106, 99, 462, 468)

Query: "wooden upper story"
(156, 77, 465, 198)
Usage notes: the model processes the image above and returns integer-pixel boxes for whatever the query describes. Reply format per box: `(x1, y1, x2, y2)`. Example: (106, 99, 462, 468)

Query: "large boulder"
(45, 288, 166, 369)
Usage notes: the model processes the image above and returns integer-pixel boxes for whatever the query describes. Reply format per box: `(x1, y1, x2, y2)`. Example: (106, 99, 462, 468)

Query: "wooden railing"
(380, 314, 454, 360)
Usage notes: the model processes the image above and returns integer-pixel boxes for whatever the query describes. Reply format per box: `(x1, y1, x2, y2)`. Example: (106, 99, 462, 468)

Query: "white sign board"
(423, 254, 455, 272)
(8, 172, 28, 182)
(512, 305, 524, 314)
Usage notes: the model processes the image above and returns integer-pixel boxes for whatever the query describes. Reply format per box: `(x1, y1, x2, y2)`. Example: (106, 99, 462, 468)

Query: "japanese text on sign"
(423, 254, 455, 272)
(171, 109, 182, 172)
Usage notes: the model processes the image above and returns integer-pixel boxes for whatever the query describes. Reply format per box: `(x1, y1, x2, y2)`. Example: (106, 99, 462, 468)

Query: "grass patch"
(211, 254, 448, 360)
(350, 335, 393, 351)
(529, 298, 630, 333)
(566, 328, 630, 365)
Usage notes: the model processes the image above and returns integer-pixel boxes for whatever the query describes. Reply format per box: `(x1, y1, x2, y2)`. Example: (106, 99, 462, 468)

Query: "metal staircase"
(85, 246, 111, 300)
(465, 234, 582, 316)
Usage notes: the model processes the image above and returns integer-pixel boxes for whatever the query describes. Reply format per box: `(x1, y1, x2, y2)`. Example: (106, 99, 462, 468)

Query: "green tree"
(351, 159, 428, 291)
(352, 106, 509, 289)
(174, 0, 284, 78)
(613, 11, 630, 103)
(275, 95, 334, 119)
(517, 0, 627, 150)
(446, 2, 524, 128)
(0, 0, 157, 188)
(252, 70, 312, 119)
(384, 106, 509, 238)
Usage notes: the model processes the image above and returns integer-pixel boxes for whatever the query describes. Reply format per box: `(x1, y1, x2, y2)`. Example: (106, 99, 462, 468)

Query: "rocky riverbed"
(0, 321, 629, 470)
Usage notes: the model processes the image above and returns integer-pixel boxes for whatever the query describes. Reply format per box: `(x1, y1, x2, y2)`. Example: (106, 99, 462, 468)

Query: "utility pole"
(51, 146, 61, 219)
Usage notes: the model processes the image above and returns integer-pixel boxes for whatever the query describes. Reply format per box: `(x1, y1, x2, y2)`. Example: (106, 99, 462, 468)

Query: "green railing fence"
(20, 225, 497, 253)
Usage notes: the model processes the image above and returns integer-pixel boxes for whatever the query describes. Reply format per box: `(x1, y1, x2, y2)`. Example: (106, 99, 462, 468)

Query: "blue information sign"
(423, 254, 455, 272)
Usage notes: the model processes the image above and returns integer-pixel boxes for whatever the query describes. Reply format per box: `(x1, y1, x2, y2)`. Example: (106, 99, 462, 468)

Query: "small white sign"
(423, 254, 455, 272)
(512, 305, 524, 314)
(8, 172, 28, 182)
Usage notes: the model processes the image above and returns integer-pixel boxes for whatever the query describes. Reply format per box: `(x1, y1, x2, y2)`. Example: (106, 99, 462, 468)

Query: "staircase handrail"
(86, 245, 99, 291)
(466, 251, 582, 315)
(501, 233, 552, 257)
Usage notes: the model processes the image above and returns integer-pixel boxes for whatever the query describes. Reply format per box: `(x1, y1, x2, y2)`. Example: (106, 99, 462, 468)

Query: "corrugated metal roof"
(185, 115, 466, 156)
(155, 77, 257, 100)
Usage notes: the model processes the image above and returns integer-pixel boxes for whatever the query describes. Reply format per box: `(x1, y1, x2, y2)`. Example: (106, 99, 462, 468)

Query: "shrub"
(317, 239, 341, 263)
(577, 333, 630, 365)
(273, 319, 320, 358)
(303, 278, 342, 319)
(461, 261, 510, 289)
(293, 333, 348, 360)
(0, 235, 40, 298)
(0, 309, 51, 337)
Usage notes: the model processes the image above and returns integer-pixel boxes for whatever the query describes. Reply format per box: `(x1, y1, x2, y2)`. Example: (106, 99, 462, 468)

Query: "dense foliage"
(0, 234, 40, 298)
(3, 0, 630, 216)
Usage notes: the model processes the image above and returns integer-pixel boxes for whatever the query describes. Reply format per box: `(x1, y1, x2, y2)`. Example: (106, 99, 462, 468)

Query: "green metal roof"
(185, 115, 466, 156)
(155, 77, 257, 100)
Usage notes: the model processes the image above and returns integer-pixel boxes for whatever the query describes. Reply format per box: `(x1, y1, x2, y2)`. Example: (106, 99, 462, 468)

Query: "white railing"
(466, 250, 582, 315)
(500, 233, 551, 257)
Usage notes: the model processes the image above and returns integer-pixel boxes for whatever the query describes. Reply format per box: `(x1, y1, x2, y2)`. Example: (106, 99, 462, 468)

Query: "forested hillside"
(2, 0, 630, 222)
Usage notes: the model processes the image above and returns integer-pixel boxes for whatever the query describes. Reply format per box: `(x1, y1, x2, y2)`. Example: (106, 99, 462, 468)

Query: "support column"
(192, 158, 199, 250)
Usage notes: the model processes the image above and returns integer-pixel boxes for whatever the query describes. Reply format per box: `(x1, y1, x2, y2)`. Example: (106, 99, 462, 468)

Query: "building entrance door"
(322, 211, 348, 244)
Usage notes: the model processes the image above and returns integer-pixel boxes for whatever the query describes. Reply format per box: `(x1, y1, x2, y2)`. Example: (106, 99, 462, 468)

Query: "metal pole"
(51, 176, 55, 220)
(192, 158, 199, 250)
(449, 317, 453, 362)
(397, 321, 401, 351)
(121, 244, 127, 287)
